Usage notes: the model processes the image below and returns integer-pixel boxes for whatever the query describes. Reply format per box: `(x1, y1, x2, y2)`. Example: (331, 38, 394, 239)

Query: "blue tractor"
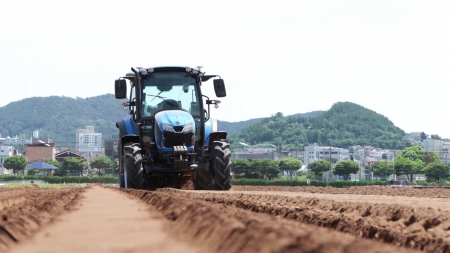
(114, 66, 231, 190)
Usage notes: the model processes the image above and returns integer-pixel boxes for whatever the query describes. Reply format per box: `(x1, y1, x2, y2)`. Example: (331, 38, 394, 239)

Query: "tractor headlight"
(182, 123, 193, 133)
(162, 123, 174, 132)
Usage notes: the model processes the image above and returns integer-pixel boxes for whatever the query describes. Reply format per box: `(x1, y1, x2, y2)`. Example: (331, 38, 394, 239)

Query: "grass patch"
(232, 178, 386, 188)
(1, 183, 88, 188)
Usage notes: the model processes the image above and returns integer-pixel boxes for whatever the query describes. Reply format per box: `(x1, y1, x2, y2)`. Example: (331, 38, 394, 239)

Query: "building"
(76, 126, 104, 159)
(55, 149, 85, 163)
(232, 143, 278, 160)
(25, 142, 57, 162)
(0, 145, 17, 175)
(440, 141, 450, 164)
(0, 135, 32, 154)
(55, 149, 88, 176)
(76, 126, 103, 152)
(302, 144, 350, 165)
(421, 138, 441, 152)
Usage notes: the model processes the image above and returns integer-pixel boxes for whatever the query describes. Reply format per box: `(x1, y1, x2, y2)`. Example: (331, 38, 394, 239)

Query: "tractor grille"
(163, 131, 193, 147)
(173, 126, 184, 132)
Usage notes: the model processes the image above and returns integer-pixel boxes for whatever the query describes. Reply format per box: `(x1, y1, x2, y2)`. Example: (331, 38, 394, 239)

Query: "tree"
(278, 157, 302, 178)
(251, 159, 279, 180)
(42, 159, 61, 176)
(90, 155, 113, 176)
(42, 159, 60, 168)
(431, 134, 441, 140)
(61, 157, 86, 176)
(423, 162, 450, 182)
(394, 156, 424, 182)
(231, 158, 251, 175)
(3, 155, 28, 174)
(370, 161, 394, 180)
(420, 132, 427, 141)
(308, 160, 331, 179)
(395, 146, 437, 181)
(333, 160, 359, 178)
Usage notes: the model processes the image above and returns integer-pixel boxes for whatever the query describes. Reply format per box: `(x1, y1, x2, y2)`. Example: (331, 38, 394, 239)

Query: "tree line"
(3, 155, 114, 176)
(233, 145, 450, 183)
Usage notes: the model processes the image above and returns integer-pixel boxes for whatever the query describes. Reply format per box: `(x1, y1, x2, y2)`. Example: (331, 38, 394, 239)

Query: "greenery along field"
(228, 102, 412, 150)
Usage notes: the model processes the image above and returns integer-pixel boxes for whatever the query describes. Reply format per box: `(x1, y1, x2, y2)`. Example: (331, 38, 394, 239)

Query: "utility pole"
(361, 145, 365, 181)
(329, 144, 332, 184)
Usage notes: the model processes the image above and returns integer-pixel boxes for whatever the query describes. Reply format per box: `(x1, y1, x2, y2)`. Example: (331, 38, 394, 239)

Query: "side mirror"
(115, 79, 127, 99)
(213, 79, 226, 97)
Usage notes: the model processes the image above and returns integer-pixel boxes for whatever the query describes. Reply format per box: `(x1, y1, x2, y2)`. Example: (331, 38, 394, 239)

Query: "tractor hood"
(155, 110, 195, 130)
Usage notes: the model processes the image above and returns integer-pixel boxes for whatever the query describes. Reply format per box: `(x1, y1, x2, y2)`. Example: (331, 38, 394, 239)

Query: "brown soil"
(119, 188, 420, 253)
(172, 188, 450, 252)
(0, 187, 84, 251)
(5, 185, 450, 253)
(6, 186, 201, 253)
(232, 185, 450, 198)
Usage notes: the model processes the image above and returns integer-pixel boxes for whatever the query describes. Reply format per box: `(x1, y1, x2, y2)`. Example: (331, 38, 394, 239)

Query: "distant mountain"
(0, 96, 412, 151)
(229, 102, 412, 150)
(0, 94, 127, 149)
(218, 111, 324, 135)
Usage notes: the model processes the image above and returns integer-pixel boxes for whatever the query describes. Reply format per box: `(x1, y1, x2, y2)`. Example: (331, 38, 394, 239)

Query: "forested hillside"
(0, 96, 411, 151)
(0, 94, 127, 148)
(230, 102, 412, 150)
(218, 111, 324, 135)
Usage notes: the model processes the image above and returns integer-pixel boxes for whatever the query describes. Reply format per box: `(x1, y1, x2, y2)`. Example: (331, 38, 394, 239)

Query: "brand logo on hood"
(175, 121, 180, 124)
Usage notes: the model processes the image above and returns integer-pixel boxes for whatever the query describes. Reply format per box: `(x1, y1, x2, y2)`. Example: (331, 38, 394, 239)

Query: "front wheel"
(121, 143, 145, 189)
(211, 140, 232, 190)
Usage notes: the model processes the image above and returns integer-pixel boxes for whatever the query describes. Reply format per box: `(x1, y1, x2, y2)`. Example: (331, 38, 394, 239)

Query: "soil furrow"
(0, 188, 84, 251)
(119, 187, 421, 253)
(232, 186, 450, 198)
(160, 188, 450, 253)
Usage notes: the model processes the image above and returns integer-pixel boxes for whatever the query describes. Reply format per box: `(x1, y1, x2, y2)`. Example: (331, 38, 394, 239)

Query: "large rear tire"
(211, 140, 232, 190)
(122, 143, 145, 189)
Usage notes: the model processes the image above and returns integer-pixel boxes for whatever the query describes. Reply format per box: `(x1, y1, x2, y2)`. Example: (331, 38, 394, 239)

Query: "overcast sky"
(1, 1, 450, 138)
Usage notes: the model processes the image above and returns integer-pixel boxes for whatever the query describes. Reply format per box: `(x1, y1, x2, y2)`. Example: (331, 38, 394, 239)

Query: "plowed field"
(3, 184, 450, 252)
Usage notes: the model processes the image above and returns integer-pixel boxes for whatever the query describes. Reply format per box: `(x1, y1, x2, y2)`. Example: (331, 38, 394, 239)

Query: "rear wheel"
(122, 143, 145, 189)
(211, 140, 232, 190)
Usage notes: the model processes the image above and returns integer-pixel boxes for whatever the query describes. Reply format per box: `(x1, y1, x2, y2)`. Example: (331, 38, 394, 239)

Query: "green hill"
(218, 111, 324, 135)
(0, 97, 411, 151)
(230, 102, 412, 150)
(0, 94, 127, 149)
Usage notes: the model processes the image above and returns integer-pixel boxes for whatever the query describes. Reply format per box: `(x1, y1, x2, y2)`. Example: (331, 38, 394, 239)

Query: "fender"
(207, 131, 227, 147)
(204, 118, 219, 146)
(120, 135, 141, 147)
(116, 118, 137, 137)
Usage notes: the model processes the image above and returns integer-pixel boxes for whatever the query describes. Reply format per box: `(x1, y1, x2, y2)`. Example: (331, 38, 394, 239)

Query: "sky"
(1, 1, 450, 137)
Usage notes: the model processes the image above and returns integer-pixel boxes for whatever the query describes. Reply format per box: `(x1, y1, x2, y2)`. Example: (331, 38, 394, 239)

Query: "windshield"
(141, 71, 201, 118)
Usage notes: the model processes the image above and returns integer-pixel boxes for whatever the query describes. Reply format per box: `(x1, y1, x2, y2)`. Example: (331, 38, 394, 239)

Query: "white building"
(440, 141, 450, 164)
(0, 145, 16, 175)
(76, 126, 103, 152)
(421, 138, 441, 153)
(302, 144, 350, 165)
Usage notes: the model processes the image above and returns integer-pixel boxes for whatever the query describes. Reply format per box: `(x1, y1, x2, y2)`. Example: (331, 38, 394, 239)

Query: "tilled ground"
(0, 185, 85, 251)
(232, 185, 450, 198)
(2, 184, 450, 252)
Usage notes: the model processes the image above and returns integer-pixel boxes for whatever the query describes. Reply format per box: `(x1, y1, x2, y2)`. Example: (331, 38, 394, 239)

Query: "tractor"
(114, 66, 232, 190)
